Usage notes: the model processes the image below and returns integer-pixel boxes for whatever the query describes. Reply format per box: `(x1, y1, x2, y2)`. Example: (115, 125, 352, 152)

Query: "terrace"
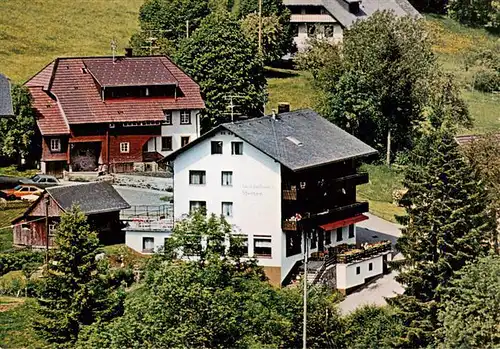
(310, 240, 392, 264)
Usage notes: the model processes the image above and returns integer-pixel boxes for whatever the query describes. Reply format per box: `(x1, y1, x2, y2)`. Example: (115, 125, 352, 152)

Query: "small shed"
(12, 182, 130, 248)
(0, 74, 13, 117)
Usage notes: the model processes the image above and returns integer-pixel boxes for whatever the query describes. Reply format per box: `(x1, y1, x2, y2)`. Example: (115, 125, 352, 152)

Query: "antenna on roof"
(223, 95, 246, 123)
(111, 38, 117, 63)
(140, 29, 170, 55)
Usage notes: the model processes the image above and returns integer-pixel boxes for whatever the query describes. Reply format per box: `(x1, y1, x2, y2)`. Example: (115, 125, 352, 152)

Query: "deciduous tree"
(389, 129, 495, 347)
(34, 207, 125, 345)
(175, 11, 267, 128)
(0, 84, 37, 165)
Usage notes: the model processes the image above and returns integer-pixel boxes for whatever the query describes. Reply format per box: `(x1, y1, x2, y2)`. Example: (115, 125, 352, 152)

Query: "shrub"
(0, 271, 27, 296)
(473, 68, 500, 92)
(109, 267, 135, 287)
(0, 251, 44, 276)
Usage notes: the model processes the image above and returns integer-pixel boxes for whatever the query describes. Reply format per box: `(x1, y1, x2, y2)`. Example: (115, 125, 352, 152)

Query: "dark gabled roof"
(0, 74, 13, 117)
(46, 182, 130, 215)
(83, 57, 178, 87)
(162, 109, 377, 171)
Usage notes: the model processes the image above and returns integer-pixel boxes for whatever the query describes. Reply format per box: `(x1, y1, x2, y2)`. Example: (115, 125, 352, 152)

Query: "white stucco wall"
(125, 230, 172, 254)
(147, 110, 201, 156)
(336, 252, 392, 290)
(172, 130, 283, 268)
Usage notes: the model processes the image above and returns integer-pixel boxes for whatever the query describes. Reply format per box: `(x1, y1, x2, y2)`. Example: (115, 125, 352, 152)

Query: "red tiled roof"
(29, 88, 70, 135)
(83, 57, 178, 87)
(25, 56, 205, 132)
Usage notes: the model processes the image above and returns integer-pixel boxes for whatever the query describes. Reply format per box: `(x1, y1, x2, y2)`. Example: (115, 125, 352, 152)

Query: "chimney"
(278, 102, 290, 114)
(125, 48, 133, 57)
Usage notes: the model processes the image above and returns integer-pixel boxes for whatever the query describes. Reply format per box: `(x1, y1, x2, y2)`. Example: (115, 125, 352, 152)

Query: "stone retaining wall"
(112, 174, 173, 192)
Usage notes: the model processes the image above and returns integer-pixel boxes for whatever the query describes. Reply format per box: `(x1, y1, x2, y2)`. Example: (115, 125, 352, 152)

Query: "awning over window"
(319, 214, 369, 231)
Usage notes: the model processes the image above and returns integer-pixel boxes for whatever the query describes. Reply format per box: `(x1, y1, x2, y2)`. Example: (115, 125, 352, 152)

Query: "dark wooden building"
(25, 54, 204, 177)
(12, 182, 130, 248)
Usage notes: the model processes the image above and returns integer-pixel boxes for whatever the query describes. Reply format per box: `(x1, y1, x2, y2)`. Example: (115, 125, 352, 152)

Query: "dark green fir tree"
(34, 206, 125, 346)
(389, 129, 496, 348)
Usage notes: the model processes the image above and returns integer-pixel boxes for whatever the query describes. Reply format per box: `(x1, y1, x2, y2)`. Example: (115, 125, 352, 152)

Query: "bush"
(473, 68, 500, 92)
(109, 267, 135, 287)
(0, 251, 44, 276)
(0, 271, 27, 296)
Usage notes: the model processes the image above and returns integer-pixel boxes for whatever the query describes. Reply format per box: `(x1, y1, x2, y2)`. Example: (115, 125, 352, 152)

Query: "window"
(221, 202, 233, 217)
(369, 263, 373, 271)
(48, 224, 57, 235)
(50, 138, 61, 152)
(142, 237, 154, 253)
(161, 136, 172, 151)
(189, 201, 206, 214)
(181, 136, 190, 147)
(254, 236, 272, 257)
(211, 141, 223, 154)
(286, 231, 302, 257)
(180, 110, 191, 124)
(325, 230, 332, 245)
(120, 142, 130, 153)
(231, 142, 243, 155)
(336, 227, 343, 242)
(307, 23, 316, 37)
(230, 235, 248, 256)
(163, 110, 172, 125)
(348, 224, 355, 239)
(221, 171, 233, 186)
(324, 25, 334, 38)
(311, 230, 317, 249)
(189, 170, 206, 185)
(356, 266, 361, 275)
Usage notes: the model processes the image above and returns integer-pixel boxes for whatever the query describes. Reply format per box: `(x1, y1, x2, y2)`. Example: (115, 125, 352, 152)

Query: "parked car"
(0, 175, 25, 190)
(20, 174, 60, 188)
(1, 185, 43, 200)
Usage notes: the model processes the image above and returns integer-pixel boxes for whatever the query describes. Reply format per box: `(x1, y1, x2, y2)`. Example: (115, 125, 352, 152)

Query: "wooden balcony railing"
(283, 188, 297, 200)
(282, 220, 298, 231)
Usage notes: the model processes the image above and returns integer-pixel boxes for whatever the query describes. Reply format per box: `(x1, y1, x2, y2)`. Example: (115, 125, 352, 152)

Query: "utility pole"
(45, 195, 50, 264)
(111, 39, 117, 63)
(258, 0, 263, 55)
(386, 129, 391, 166)
(303, 229, 308, 349)
(186, 20, 189, 38)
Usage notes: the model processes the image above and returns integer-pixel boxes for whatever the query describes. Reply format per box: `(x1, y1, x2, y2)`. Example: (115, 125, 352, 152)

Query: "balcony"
(309, 240, 392, 264)
(283, 188, 297, 200)
(283, 220, 299, 231)
(331, 172, 369, 187)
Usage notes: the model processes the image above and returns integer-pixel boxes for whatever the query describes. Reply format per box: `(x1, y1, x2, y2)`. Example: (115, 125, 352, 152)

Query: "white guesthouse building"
(284, 0, 421, 51)
(141, 109, 393, 291)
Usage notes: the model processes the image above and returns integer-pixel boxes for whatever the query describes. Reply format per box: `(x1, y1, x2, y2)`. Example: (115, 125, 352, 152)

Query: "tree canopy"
(175, 11, 267, 128)
(437, 254, 500, 348)
(34, 207, 125, 346)
(298, 11, 470, 159)
(0, 84, 37, 165)
(389, 129, 495, 347)
(76, 211, 344, 348)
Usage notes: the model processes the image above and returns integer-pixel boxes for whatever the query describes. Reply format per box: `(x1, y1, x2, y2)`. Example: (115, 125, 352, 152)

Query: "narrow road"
(338, 213, 405, 314)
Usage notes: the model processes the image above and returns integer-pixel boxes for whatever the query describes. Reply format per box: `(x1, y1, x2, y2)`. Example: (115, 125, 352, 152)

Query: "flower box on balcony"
(283, 220, 298, 231)
(283, 188, 297, 200)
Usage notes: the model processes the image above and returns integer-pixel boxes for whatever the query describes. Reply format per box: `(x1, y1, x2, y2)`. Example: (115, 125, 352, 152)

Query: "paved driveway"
(338, 213, 405, 314)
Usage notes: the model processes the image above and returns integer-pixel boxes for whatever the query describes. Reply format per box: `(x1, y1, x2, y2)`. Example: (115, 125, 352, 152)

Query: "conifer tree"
(389, 129, 495, 347)
(34, 206, 125, 345)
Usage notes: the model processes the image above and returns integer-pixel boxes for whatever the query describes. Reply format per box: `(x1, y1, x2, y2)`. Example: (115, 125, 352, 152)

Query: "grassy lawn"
(265, 67, 315, 113)
(0, 0, 143, 83)
(0, 297, 46, 348)
(357, 164, 405, 223)
(0, 202, 30, 252)
(0, 165, 38, 178)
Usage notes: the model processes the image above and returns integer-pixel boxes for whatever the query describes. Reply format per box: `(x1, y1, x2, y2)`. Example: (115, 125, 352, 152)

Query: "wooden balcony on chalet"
(282, 172, 369, 201)
(282, 201, 369, 231)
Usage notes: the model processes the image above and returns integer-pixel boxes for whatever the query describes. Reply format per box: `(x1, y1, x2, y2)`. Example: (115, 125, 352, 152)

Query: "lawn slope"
(0, 0, 144, 82)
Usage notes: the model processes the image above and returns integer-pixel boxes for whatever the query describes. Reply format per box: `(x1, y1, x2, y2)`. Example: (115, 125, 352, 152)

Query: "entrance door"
(318, 230, 324, 252)
(382, 254, 388, 274)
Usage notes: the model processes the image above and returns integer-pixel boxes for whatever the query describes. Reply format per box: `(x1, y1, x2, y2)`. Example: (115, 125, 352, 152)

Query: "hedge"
(0, 251, 44, 276)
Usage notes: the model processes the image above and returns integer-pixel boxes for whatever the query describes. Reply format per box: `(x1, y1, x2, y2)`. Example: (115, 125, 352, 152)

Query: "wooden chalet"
(12, 182, 130, 248)
(25, 52, 204, 177)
